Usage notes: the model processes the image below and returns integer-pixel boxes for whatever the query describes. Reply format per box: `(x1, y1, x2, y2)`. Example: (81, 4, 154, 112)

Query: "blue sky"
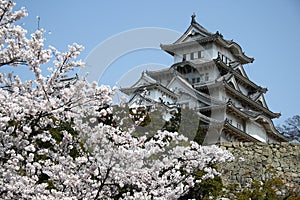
(13, 0, 300, 125)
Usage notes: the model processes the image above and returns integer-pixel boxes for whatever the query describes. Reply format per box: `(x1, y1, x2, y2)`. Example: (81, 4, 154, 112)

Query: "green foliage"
(179, 165, 224, 200)
(226, 176, 300, 200)
(112, 105, 226, 199)
(37, 173, 56, 190)
(69, 146, 81, 159)
(129, 107, 152, 127)
(162, 109, 181, 132)
(193, 120, 206, 145)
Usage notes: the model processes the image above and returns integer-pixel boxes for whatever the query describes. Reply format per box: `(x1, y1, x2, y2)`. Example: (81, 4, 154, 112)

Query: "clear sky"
(13, 0, 300, 125)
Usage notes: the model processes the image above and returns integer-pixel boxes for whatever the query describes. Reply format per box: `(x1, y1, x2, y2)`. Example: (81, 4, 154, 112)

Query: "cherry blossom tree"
(277, 115, 300, 142)
(0, 1, 233, 199)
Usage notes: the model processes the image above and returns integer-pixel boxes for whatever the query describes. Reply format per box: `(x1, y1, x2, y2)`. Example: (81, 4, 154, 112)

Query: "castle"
(121, 15, 287, 144)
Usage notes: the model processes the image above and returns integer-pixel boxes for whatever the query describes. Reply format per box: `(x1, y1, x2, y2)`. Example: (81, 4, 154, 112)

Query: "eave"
(161, 34, 254, 64)
(213, 34, 254, 64)
(226, 103, 253, 120)
(254, 116, 289, 142)
(223, 121, 261, 142)
(215, 59, 267, 93)
(120, 83, 179, 99)
(197, 104, 226, 112)
(224, 82, 280, 119)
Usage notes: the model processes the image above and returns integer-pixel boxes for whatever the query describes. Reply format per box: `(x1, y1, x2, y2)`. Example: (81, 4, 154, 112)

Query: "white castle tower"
(121, 15, 287, 144)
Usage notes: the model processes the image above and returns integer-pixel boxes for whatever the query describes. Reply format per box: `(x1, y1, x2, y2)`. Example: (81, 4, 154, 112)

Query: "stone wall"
(218, 142, 300, 192)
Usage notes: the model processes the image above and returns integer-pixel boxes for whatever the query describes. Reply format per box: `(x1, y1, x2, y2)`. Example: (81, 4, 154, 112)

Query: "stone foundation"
(218, 142, 300, 192)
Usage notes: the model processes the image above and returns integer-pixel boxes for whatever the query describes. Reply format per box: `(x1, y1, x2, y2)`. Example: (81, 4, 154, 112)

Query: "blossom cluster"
(0, 1, 233, 199)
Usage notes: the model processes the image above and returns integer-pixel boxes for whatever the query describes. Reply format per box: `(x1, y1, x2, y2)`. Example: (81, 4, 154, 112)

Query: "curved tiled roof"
(160, 21, 254, 64)
(224, 82, 280, 119)
(223, 121, 261, 142)
(215, 58, 267, 93)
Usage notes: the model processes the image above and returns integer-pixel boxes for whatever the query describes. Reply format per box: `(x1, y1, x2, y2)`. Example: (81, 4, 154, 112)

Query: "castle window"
(182, 54, 186, 61)
(237, 123, 242, 130)
(197, 77, 200, 82)
(222, 55, 225, 63)
(192, 78, 195, 83)
(198, 51, 204, 58)
(190, 52, 194, 60)
(218, 51, 231, 64)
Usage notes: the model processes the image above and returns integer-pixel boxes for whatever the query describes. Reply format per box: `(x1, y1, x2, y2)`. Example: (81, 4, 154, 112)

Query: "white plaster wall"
(172, 43, 212, 63)
(212, 43, 235, 61)
(194, 67, 215, 83)
(178, 94, 198, 109)
(211, 66, 222, 80)
(174, 55, 182, 63)
(226, 94, 242, 108)
(224, 113, 244, 131)
(246, 121, 267, 142)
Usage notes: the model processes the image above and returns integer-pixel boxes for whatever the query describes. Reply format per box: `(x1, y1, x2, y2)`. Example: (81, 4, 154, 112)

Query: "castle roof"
(160, 15, 254, 64)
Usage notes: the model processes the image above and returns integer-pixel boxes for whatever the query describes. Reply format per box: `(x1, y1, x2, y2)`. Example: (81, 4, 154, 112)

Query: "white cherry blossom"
(0, 1, 233, 199)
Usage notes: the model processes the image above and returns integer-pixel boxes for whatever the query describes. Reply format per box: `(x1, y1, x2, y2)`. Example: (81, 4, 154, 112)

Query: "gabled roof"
(215, 58, 267, 93)
(173, 14, 213, 44)
(121, 83, 178, 99)
(227, 75, 241, 92)
(128, 92, 178, 110)
(255, 94, 269, 109)
(167, 74, 223, 106)
(254, 115, 288, 142)
(223, 121, 261, 143)
(145, 68, 174, 81)
(167, 75, 209, 105)
(128, 93, 154, 108)
(223, 82, 280, 119)
(130, 71, 157, 88)
(224, 102, 282, 141)
(232, 63, 249, 79)
(160, 15, 254, 64)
